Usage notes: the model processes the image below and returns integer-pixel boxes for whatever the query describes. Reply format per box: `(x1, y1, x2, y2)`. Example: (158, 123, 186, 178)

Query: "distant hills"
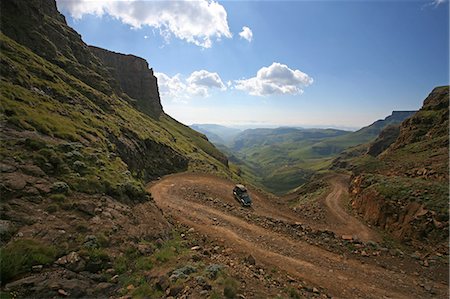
(191, 111, 416, 194)
(190, 124, 241, 146)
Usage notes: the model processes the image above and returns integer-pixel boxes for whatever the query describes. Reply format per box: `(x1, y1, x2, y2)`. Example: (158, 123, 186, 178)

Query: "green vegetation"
(153, 234, 187, 264)
(191, 112, 415, 194)
(222, 277, 239, 298)
(0, 239, 57, 283)
(0, 31, 239, 207)
(360, 174, 448, 214)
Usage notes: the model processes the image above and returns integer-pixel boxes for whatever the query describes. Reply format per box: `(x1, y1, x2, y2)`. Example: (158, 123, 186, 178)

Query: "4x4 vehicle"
(233, 184, 252, 207)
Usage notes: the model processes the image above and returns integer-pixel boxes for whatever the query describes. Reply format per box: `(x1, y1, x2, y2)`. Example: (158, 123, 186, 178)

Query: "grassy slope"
(0, 33, 236, 197)
(343, 87, 449, 244)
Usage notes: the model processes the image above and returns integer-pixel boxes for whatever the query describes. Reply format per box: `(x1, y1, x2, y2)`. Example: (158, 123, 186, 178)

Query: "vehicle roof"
(235, 184, 247, 191)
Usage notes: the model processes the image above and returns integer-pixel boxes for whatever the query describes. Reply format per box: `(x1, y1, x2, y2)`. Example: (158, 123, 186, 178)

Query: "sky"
(56, 0, 449, 130)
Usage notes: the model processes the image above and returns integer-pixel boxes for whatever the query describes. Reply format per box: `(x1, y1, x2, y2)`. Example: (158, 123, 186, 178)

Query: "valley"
(192, 110, 416, 194)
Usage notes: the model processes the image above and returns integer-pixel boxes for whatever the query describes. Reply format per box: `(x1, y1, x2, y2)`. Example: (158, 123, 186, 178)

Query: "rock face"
(108, 128, 188, 181)
(366, 124, 400, 157)
(0, 0, 117, 96)
(89, 46, 163, 118)
(349, 86, 449, 249)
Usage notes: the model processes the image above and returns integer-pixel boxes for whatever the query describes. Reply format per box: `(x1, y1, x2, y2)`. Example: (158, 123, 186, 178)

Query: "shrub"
(223, 277, 239, 298)
(72, 160, 87, 174)
(45, 204, 58, 213)
(24, 138, 47, 150)
(51, 181, 70, 194)
(49, 193, 66, 201)
(0, 239, 56, 283)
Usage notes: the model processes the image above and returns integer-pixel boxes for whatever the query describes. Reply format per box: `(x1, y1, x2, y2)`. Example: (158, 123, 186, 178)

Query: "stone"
(169, 285, 183, 297)
(190, 246, 201, 251)
(341, 235, 353, 241)
(32, 265, 44, 272)
(56, 252, 85, 272)
(23, 186, 40, 196)
(157, 275, 170, 291)
(35, 182, 51, 194)
(4, 174, 27, 190)
(20, 164, 45, 177)
(126, 284, 135, 291)
(110, 275, 120, 283)
(75, 202, 96, 216)
(245, 254, 256, 265)
(0, 220, 15, 239)
(58, 289, 69, 296)
(0, 163, 16, 173)
(137, 244, 153, 255)
(95, 282, 114, 292)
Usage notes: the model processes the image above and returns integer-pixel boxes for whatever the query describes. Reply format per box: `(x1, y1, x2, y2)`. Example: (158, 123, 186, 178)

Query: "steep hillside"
(0, 0, 233, 295)
(346, 86, 449, 249)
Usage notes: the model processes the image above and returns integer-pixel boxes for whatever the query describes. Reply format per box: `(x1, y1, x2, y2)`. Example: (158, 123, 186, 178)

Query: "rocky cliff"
(349, 86, 449, 251)
(89, 46, 163, 118)
(366, 124, 400, 157)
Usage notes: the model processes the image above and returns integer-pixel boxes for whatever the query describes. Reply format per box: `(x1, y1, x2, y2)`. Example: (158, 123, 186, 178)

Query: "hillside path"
(148, 172, 447, 299)
(323, 174, 380, 242)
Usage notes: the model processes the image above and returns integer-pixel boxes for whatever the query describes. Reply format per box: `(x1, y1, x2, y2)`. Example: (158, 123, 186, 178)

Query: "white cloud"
(432, 0, 447, 6)
(234, 62, 313, 96)
(239, 26, 253, 42)
(422, 0, 448, 9)
(56, 0, 232, 48)
(156, 70, 226, 101)
(155, 72, 187, 102)
(187, 70, 226, 90)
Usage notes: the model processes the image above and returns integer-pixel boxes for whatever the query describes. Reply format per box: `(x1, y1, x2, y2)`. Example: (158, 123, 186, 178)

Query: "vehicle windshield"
(241, 192, 251, 202)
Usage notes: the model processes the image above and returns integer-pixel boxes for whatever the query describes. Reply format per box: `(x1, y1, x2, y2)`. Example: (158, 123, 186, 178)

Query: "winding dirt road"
(323, 175, 379, 242)
(148, 173, 448, 299)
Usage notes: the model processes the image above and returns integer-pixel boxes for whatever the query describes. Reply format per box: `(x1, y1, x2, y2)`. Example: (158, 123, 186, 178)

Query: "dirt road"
(149, 173, 448, 299)
(323, 175, 379, 242)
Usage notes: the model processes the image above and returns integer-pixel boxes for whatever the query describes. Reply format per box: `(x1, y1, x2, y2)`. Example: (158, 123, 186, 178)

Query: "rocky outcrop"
(108, 128, 188, 181)
(0, 0, 117, 96)
(89, 46, 164, 118)
(388, 87, 449, 153)
(349, 174, 448, 248)
(366, 124, 400, 157)
(347, 86, 449, 249)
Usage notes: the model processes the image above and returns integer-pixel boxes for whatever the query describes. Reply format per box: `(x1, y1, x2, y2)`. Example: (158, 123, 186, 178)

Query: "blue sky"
(57, 0, 449, 130)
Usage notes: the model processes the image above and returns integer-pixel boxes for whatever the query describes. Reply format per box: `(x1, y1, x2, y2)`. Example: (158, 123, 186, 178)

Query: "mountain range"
(192, 111, 416, 194)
